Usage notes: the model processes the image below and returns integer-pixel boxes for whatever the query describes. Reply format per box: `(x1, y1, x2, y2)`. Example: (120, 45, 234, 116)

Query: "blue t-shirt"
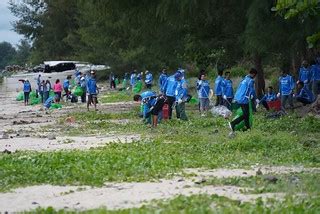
(23, 82, 31, 92)
(279, 75, 295, 96)
(223, 79, 233, 98)
(260, 92, 277, 102)
(214, 76, 224, 96)
(234, 75, 255, 104)
(299, 67, 311, 83)
(87, 78, 97, 94)
(197, 80, 210, 98)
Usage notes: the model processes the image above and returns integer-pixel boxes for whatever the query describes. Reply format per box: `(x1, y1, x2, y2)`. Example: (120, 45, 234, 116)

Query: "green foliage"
(274, 0, 320, 47)
(0, 42, 16, 69)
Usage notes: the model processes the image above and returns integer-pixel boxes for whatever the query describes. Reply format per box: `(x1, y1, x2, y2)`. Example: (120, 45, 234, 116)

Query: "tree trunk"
(253, 54, 265, 98)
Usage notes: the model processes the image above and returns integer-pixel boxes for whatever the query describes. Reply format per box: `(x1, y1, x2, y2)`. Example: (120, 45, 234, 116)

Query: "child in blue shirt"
(257, 86, 277, 110)
(163, 71, 182, 119)
(197, 73, 210, 116)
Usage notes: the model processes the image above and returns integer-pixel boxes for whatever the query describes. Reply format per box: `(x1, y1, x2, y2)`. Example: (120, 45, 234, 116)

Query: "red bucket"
(162, 104, 169, 120)
(267, 99, 281, 111)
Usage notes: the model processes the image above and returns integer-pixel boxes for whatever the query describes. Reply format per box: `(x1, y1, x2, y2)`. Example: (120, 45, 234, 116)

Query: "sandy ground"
(0, 135, 140, 152)
(184, 166, 320, 178)
(4, 165, 314, 212)
(0, 88, 138, 152)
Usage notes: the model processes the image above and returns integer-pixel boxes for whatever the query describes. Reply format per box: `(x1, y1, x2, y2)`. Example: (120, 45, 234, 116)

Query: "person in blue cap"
(214, 68, 224, 106)
(197, 73, 211, 116)
(295, 81, 316, 105)
(311, 57, 320, 97)
(299, 60, 311, 88)
(144, 70, 153, 89)
(159, 68, 168, 93)
(222, 71, 234, 110)
(229, 68, 257, 133)
(278, 68, 295, 111)
(134, 91, 166, 127)
(257, 86, 277, 110)
(163, 71, 183, 119)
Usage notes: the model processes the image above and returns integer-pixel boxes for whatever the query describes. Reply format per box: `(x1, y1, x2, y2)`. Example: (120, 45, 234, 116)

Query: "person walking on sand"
(229, 68, 257, 134)
(23, 79, 32, 106)
(87, 70, 99, 111)
(53, 79, 63, 102)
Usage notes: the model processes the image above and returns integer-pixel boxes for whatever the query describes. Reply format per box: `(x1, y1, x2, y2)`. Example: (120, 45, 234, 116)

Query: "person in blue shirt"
(86, 70, 99, 111)
(222, 71, 234, 110)
(130, 71, 137, 88)
(175, 77, 189, 121)
(299, 60, 311, 88)
(257, 86, 277, 110)
(144, 70, 153, 89)
(23, 79, 32, 106)
(134, 91, 166, 127)
(278, 68, 295, 111)
(197, 73, 210, 116)
(229, 68, 257, 132)
(214, 69, 225, 106)
(44, 96, 58, 109)
(63, 75, 71, 101)
(163, 71, 183, 119)
(159, 68, 168, 93)
(311, 57, 320, 97)
(295, 81, 315, 105)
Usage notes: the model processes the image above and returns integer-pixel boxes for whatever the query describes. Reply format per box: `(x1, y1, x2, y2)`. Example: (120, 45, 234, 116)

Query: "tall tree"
(0, 42, 16, 69)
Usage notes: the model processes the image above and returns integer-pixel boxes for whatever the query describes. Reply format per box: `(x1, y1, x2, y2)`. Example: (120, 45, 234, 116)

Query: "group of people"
(21, 70, 99, 111)
(132, 57, 319, 130)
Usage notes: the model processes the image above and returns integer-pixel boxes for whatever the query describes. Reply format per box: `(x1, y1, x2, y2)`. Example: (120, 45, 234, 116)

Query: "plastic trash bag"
(133, 81, 142, 93)
(73, 86, 84, 96)
(233, 101, 253, 131)
(50, 103, 62, 109)
(16, 92, 24, 101)
(211, 105, 232, 119)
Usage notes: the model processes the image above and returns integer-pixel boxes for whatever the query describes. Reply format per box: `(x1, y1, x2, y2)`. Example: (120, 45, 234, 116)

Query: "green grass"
(206, 173, 320, 195)
(100, 92, 133, 103)
(28, 194, 320, 213)
(1, 116, 319, 191)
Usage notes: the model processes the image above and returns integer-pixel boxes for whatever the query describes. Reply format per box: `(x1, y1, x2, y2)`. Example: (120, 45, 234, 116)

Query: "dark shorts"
(150, 96, 166, 116)
(24, 92, 30, 101)
(87, 94, 98, 104)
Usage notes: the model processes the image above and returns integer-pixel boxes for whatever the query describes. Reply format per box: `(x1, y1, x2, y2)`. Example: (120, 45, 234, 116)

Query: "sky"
(0, 0, 24, 46)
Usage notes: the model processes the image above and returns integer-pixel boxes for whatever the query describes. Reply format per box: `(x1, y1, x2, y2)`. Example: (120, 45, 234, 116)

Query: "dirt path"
(1, 166, 318, 212)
